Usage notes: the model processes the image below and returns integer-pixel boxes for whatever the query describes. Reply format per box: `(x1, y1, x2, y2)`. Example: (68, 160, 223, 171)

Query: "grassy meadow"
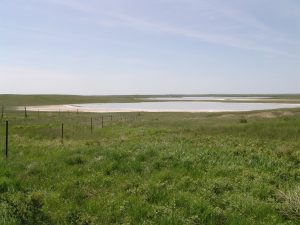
(1, 95, 300, 224)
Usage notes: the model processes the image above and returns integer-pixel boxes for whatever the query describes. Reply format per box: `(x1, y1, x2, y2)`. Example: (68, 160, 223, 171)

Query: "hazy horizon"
(1, 93, 300, 97)
(1, 0, 299, 95)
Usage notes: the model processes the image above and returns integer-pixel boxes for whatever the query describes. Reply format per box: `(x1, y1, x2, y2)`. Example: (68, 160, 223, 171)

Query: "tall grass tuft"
(278, 187, 300, 221)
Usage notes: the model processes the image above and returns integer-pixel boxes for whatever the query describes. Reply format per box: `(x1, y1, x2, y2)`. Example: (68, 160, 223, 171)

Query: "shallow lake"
(142, 97, 270, 101)
(73, 101, 300, 112)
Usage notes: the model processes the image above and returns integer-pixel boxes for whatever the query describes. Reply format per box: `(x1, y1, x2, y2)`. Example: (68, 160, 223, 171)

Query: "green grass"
(0, 105, 300, 224)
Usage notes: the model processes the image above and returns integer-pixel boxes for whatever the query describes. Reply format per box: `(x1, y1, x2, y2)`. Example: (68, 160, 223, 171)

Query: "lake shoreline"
(19, 101, 300, 113)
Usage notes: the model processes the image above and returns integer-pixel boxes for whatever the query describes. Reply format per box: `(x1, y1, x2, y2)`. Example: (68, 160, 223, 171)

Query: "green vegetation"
(1, 94, 300, 108)
(0, 95, 142, 107)
(0, 96, 300, 224)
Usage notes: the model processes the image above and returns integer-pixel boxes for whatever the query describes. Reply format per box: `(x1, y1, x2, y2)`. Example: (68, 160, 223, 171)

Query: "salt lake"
(71, 101, 300, 112)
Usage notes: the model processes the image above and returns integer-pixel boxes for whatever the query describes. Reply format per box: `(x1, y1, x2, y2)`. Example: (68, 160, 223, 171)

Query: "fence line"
(1, 111, 142, 158)
(61, 123, 64, 144)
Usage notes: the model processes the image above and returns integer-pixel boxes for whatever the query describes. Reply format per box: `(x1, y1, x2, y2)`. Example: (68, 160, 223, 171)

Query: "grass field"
(1, 95, 300, 224)
(0, 95, 142, 107)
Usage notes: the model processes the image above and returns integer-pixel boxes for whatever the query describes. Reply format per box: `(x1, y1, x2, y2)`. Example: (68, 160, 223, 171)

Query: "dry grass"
(278, 187, 300, 221)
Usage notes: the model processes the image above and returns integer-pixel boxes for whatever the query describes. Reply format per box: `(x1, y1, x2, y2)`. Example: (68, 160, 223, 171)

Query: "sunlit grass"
(0, 108, 300, 224)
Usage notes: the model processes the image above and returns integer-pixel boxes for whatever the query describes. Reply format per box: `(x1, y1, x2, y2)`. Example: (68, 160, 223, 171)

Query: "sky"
(0, 0, 299, 95)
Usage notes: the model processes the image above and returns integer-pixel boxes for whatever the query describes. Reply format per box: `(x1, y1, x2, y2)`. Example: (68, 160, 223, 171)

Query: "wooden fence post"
(5, 121, 8, 158)
(90, 117, 93, 134)
(25, 107, 28, 118)
(1, 105, 3, 119)
(61, 123, 64, 144)
(101, 116, 104, 128)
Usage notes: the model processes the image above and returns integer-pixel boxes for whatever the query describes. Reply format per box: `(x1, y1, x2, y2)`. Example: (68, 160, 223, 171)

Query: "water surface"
(74, 101, 300, 112)
(142, 97, 270, 101)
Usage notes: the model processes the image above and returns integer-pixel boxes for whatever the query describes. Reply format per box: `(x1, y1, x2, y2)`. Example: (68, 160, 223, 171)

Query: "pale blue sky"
(0, 0, 299, 94)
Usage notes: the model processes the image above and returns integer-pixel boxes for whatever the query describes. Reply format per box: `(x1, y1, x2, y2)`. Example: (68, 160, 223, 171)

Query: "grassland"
(1, 94, 300, 108)
(0, 95, 142, 107)
(1, 95, 300, 224)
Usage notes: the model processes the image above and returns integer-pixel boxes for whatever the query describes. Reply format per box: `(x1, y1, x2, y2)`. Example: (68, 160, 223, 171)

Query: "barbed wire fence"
(1, 106, 142, 159)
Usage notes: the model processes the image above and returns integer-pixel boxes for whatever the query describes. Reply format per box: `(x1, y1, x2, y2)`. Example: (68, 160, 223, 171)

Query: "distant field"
(1, 94, 300, 108)
(0, 95, 141, 107)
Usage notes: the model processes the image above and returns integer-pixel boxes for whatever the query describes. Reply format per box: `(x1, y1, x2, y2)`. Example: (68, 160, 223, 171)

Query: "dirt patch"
(246, 112, 277, 118)
(281, 111, 294, 116)
(218, 114, 236, 119)
(247, 110, 297, 119)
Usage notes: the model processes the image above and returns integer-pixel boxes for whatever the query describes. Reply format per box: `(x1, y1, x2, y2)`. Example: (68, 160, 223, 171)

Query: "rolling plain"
(1, 95, 300, 225)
